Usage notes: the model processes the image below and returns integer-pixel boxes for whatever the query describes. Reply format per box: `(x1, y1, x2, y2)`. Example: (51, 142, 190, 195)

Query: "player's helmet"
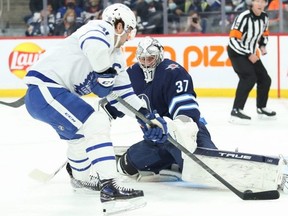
(102, 3, 137, 39)
(136, 36, 164, 83)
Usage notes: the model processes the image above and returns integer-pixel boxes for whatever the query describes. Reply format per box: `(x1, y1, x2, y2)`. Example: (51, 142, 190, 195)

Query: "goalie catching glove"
(137, 109, 168, 143)
(168, 115, 199, 157)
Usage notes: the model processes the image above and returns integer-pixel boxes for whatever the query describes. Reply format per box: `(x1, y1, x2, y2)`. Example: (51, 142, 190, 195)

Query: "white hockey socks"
(76, 111, 118, 180)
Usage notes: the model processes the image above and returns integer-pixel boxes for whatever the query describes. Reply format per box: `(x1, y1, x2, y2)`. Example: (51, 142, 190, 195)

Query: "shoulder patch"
(166, 63, 180, 70)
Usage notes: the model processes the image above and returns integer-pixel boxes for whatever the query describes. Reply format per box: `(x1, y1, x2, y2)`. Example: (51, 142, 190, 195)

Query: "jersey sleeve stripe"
(80, 36, 110, 50)
(112, 84, 132, 91)
(172, 104, 199, 120)
(229, 29, 242, 39)
(169, 94, 197, 114)
(263, 30, 269, 36)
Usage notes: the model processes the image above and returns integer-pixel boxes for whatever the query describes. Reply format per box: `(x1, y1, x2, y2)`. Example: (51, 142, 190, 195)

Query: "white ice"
(0, 97, 287, 216)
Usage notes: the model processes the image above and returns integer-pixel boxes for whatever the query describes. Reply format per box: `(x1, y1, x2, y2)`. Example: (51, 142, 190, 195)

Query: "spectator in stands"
(24, 0, 60, 24)
(25, 3, 56, 36)
(122, 0, 138, 8)
(267, 0, 288, 26)
(56, 0, 84, 25)
(54, 8, 82, 36)
(231, 0, 247, 11)
(173, 0, 195, 15)
(206, 0, 221, 11)
(169, 0, 210, 33)
(82, 0, 103, 23)
(224, 0, 247, 28)
(184, 10, 206, 33)
(132, 0, 163, 34)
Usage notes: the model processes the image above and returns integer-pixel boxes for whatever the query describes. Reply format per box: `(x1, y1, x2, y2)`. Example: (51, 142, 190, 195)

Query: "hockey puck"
(103, 209, 106, 213)
(244, 190, 253, 193)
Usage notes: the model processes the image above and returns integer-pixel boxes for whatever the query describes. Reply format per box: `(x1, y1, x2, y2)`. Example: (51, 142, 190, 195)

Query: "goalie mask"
(136, 36, 164, 83)
(102, 3, 137, 46)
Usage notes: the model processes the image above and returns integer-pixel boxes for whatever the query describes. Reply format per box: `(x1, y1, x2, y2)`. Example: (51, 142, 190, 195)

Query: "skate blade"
(229, 116, 251, 125)
(257, 114, 277, 120)
(102, 197, 146, 215)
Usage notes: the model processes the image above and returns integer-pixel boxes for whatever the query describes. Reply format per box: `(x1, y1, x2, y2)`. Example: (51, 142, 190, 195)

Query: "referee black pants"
(228, 47, 271, 110)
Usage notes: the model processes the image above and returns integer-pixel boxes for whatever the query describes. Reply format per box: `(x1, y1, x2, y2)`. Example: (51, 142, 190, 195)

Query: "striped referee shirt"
(228, 9, 269, 56)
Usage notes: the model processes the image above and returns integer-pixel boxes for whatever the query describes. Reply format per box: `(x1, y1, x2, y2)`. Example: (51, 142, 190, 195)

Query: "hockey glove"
(97, 98, 124, 120)
(137, 109, 168, 143)
(168, 115, 199, 155)
(92, 67, 117, 98)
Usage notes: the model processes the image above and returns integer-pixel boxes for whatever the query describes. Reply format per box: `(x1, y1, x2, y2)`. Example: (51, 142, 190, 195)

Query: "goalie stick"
(109, 92, 280, 200)
(0, 95, 25, 108)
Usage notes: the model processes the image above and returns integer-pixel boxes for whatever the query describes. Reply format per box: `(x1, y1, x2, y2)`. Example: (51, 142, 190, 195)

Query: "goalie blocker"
(115, 146, 286, 193)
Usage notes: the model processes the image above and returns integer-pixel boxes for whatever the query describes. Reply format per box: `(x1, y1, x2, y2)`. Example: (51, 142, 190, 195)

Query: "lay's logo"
(8, 42, 45, 79)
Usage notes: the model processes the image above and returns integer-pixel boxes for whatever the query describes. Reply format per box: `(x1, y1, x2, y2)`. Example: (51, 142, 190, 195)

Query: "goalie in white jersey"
(23, 3, 168, 213)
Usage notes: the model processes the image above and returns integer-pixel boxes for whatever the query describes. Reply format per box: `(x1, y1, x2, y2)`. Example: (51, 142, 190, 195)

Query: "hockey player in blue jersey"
(102, 36, 217, 177)
(23, 4, 168, 213)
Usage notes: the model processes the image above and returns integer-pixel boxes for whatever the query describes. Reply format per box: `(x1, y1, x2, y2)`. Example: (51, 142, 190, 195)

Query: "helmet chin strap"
(114, 31, 126, 48)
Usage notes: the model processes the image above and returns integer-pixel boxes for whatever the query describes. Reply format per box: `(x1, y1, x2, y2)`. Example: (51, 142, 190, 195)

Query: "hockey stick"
(109, 93, 280, 200)
(0, 95, 25, 108)
(29, 161, 67, 183)
(28, 145, 128, 183)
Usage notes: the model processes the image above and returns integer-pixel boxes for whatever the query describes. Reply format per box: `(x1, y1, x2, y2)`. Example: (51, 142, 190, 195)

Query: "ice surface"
(0, 97, 287, 216)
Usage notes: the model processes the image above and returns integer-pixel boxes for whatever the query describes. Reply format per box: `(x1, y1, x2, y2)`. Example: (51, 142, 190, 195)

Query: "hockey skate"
(100, 178, 146, 215)
(229, 108, 251, 125)
(257, 107, 276, 120)
(66, 163, 101, 193)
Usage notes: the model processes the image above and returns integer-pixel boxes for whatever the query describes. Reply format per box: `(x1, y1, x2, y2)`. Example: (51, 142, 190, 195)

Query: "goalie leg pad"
(117, 146, 182, 182)
(182, 148, 283, 192)
(279, 156, 288, 193)
(136, 169, 182, 182)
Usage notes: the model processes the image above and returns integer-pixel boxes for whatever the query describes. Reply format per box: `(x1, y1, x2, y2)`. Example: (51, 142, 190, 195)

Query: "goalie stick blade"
(241, 190, 280, 200)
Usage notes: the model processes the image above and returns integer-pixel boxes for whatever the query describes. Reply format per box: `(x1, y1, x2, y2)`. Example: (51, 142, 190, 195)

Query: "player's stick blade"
(102, 197, 146, 215)
(242, 190, 280, 200)
(29, 169, 52, 183)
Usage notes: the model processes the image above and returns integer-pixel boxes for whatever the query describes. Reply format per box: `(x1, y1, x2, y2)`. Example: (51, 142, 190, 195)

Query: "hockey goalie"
(97, 35, 288, 197)
(100, 99, 288, 195)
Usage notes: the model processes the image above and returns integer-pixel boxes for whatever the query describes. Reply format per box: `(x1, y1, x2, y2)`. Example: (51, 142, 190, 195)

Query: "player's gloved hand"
(92, 67, 117, 98)
(97, 98, 124, 120)
(137, 110, 168, 143)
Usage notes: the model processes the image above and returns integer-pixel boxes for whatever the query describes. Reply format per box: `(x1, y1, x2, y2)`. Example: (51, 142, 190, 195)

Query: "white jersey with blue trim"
(24, 19, 144, 116)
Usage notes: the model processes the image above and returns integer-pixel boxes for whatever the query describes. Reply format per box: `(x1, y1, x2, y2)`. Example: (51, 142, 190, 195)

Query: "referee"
(227, 0, 276, 124)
